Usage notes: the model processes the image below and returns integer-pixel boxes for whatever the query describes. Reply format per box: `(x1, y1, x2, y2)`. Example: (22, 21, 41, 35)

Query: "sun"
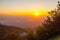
(33, 10, 49, 17)
(35, 11, 39, 16)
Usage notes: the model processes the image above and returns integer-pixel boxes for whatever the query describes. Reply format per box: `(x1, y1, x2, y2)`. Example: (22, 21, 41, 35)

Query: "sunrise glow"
(35, 11, 39, 16)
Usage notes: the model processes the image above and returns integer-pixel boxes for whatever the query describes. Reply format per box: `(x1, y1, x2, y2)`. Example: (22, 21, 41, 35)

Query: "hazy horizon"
(0, 0, 58, 29)
(0, 15, 46, 29)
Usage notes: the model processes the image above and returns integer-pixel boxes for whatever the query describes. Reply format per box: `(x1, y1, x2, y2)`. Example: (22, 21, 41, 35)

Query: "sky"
(0, 0, 59, 29)
(0, 0, 59, 13)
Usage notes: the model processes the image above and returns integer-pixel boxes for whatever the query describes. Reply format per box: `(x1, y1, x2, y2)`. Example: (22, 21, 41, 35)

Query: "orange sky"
(0, 0, 57, 17)
(0, 9, 49, 17)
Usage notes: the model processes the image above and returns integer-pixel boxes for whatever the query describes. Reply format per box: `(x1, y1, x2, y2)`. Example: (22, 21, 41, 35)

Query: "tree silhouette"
(37, 1, 60, 40)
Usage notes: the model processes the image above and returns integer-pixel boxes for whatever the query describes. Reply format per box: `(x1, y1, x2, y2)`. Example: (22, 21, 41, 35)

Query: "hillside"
(0, 24, 27, 40)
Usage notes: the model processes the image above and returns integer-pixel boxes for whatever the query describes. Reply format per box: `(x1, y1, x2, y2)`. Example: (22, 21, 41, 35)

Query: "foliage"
(37, 1, 60, 40)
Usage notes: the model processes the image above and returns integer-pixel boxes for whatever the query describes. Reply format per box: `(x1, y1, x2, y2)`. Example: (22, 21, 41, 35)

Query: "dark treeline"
(0, 1, 60, 40)
(36, 1, 60, 40)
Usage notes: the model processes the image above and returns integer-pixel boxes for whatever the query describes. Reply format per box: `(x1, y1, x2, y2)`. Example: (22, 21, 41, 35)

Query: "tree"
(43, 0, 60, 39)
(37, 1, 60, 40)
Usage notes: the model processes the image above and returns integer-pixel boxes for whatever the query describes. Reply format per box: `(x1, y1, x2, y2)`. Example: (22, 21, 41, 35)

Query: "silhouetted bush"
(36, 1, 60, 40)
